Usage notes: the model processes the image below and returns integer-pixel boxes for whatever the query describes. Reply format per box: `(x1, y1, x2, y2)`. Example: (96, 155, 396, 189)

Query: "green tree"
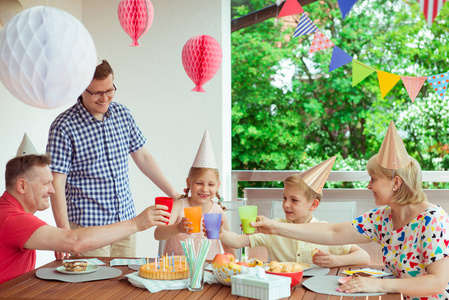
(231, 0, 449, 180)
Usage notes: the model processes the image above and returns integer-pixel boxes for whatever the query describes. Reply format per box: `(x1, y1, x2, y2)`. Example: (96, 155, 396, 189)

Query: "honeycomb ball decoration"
(118, 0, 154, 47)
(0, 6, 97, 109)
(181, 35, 223, 93)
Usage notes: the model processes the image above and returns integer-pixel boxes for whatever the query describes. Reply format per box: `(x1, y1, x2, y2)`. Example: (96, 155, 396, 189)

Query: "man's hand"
(54, 251, 70, 260)
(135, 204, 171, 231)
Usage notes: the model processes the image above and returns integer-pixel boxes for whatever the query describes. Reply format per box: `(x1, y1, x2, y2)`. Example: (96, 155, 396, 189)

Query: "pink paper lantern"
(182, 35, 223, 93)
(118, 0, 154, 47)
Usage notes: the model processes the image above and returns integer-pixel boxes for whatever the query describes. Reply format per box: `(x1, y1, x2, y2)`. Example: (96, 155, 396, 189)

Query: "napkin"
(63, 258, 105, 265)
(110, 258, 146, 266)
(126, 271, 219, 293)
(341, 268, 393, 277)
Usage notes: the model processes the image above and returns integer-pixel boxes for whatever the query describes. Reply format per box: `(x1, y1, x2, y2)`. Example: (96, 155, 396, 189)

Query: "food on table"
(139, 255, 189, 280)
(266, 261, 303, 273)
(62, 261, 88, 272)
(211, 253, 266, 285)
(352, 272, 374, 278)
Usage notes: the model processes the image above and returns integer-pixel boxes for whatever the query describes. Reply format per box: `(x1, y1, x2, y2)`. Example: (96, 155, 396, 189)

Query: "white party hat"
(16, 133, 38, 156)
(192, 129, 217, 168)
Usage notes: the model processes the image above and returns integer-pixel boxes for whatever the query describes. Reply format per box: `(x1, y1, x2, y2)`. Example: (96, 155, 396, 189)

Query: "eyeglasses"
(85, 84, 117, 99)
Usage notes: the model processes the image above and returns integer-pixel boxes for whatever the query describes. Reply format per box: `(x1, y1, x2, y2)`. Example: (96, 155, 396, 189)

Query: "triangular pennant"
(416, 0, 448, 27)
(427, 71, 449, 99)
(352, 60, 375, 87)
(337, 0, 359, 19)
(401, 76, 427, 103)
(329, 46, 353, 72)
(308, 30, 335, 54)
(377, 70, 401, 98)
(300, 156, 337, 194)
(278, 0, 304, 18)
(292, 13, 319, 38)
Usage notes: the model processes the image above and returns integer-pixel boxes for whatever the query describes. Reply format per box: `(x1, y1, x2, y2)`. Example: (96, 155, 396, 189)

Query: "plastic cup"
(238, 205, 258, 234)
(184, 206, 202, 233)
(203, 213, 222, 239)
(155, 197, 174, 225)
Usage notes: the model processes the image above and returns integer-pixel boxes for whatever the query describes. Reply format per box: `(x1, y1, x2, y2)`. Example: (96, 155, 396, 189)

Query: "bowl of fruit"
(211, 253, 263, 286)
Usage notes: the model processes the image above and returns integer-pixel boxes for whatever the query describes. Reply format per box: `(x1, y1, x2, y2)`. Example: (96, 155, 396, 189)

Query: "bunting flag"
(337, 0, 359, 19)
(352, 60, 375, 87)
(377, 70, 401, 98)
(278, 0, 304, 18)
(308, 30, 335, 54)
(427, 71, 449, 99)
(401, 76, 427, 103)
(329, 46, 353, 72)
(292, 13, 319, 38)
(417, 0, 448, 26)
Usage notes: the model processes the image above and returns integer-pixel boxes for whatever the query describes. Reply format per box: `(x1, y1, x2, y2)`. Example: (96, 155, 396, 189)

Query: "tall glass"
(187, 259, 206, 291)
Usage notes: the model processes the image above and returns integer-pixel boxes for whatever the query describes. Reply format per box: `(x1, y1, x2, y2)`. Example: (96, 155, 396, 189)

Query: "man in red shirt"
(0, 154, 170, 284)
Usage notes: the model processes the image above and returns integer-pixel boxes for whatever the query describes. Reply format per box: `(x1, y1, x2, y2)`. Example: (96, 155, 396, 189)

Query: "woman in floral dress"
(251, 122, 449, 300)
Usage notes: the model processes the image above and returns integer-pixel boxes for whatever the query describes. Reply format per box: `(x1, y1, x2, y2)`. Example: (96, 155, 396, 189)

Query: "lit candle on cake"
(146, 257, 149, 269)
(163, 257, 165, 271)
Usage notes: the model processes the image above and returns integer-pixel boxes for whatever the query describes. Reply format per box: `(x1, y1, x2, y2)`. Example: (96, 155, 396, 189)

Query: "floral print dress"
(352, 205, 449, 300)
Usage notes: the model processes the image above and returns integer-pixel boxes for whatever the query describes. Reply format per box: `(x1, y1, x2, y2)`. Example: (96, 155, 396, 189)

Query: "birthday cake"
(139, 255, 189, 280)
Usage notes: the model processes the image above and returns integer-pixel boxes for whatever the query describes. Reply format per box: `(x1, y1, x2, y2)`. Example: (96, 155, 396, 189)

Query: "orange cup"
(184, 207, 202, 233)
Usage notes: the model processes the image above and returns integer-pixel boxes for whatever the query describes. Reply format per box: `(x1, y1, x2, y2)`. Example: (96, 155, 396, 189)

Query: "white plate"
(56, 265, 99, 275)
(128, 276, 145, 288)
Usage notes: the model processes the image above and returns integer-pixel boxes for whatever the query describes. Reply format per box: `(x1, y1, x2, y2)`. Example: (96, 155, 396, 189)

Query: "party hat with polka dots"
(376, 121, 410, 170)
(16, 133, 38, 156)
(192, 129, 217, 169)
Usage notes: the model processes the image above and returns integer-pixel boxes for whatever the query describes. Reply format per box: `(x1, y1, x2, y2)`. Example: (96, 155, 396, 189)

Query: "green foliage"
(231, 0, 449, 182)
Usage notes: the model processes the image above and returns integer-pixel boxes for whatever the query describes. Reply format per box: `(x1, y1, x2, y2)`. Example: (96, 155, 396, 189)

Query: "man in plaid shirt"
(46, 60, 181, 259)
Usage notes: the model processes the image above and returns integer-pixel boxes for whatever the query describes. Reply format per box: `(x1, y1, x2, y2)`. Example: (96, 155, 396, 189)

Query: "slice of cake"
(62, 261, 88, 272)
(139, 255, 189, 280)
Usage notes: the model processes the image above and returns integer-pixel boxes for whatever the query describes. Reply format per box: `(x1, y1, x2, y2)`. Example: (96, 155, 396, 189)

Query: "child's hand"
(311, 249, 335, 267)
(178, 217, 193, 234)
(202, 219, 224, 238)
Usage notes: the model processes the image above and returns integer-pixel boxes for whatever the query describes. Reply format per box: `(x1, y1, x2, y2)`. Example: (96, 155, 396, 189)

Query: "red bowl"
(266, 270, 303, 288)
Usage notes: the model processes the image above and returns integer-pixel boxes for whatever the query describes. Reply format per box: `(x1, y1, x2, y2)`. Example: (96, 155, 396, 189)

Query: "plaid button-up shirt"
(46, 99, 146, 226)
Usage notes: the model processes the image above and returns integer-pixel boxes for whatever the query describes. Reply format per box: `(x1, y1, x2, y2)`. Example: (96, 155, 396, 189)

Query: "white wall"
(0, 0, 231, 267)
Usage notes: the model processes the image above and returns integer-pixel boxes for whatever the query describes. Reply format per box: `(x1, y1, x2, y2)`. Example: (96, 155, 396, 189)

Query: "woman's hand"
(337, 276, 381, 294)
(251, 215, 277, 235)
(178, 217, 193, 234)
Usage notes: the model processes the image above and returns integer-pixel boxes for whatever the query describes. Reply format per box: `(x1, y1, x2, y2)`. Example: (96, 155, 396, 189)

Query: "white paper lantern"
(0, 6, 97, 109)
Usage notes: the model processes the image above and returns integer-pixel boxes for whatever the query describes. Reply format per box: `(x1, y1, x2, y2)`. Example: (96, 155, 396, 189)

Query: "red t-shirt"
(0, 191, 47, 284)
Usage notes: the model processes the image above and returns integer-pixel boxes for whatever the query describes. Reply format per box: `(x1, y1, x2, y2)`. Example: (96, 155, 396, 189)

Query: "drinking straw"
(180, 241, 194, 273)
(191, 239, 211, 289)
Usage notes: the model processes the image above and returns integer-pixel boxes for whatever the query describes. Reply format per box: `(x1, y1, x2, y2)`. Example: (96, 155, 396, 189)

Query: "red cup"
(155, 197, 174, 225)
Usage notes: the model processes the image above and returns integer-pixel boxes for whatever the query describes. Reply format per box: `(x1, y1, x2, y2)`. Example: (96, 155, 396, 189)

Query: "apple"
(211, 254, 230, 270)
(223, 252, 235, 263)
(236, 261, 250, 267)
